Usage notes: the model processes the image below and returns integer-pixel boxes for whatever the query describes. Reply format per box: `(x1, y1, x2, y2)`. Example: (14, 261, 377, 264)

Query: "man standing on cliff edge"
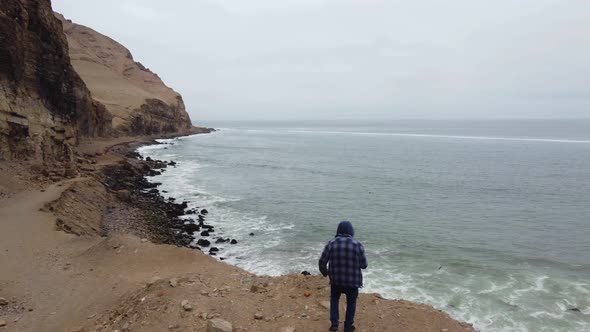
(319, 221, 368, 332)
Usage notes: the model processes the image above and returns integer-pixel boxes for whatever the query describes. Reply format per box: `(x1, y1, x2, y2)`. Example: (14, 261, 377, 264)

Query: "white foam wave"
(283, 130, 590, 144)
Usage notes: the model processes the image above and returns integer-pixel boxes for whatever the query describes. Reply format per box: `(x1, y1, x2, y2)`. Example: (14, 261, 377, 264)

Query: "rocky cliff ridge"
(0, 0, 197, 163)
(0, 0, 111, 161)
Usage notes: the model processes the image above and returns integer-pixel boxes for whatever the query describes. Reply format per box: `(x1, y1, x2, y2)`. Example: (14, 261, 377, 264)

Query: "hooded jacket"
(318, 221, 368, 288)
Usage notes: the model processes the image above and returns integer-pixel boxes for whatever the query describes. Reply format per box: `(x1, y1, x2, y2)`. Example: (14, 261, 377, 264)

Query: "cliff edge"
(55, 13, 193, 136)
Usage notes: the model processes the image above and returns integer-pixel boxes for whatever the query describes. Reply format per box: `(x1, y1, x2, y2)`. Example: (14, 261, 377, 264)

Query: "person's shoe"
(329, 325, 339, 331)
(344, 326, 356, 332)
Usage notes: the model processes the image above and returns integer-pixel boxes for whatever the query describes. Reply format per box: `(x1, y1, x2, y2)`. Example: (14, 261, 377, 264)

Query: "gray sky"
(53, 0, 590, 122)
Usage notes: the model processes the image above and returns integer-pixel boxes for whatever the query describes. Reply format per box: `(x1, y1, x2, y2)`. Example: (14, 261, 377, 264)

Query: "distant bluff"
(0, 0, 112, 161)
(55, 13, 193, 136)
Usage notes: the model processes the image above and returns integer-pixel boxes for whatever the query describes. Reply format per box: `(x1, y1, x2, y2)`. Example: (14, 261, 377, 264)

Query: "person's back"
(319, 221, 368, 332)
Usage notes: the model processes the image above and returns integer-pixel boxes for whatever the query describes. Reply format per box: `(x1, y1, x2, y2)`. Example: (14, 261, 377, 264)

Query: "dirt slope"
(55, 13, 193, 135)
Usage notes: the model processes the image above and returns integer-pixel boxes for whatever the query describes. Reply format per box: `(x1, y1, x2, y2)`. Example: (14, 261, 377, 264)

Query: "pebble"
(168, 324, 180, 330)
(181, 300, 193, 311)
(442, 329, 448, 332)
(169, 278, 178, 288)
(280, 327, 296, 332)
(254, 313, 264, 320)
(0, 297, 7, 305)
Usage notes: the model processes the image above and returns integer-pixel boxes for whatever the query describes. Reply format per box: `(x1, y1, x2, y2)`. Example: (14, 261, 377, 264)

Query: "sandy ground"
(0, 139, 476, 332)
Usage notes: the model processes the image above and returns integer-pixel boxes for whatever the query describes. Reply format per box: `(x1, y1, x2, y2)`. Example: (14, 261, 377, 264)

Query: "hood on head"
(336, 221, 354, 237)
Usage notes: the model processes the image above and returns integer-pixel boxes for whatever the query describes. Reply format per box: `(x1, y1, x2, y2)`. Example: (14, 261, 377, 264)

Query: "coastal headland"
(0, 135, 476, 332)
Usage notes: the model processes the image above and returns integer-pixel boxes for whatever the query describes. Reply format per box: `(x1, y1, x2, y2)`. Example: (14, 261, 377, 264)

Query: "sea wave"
(282, 130, 590, 144)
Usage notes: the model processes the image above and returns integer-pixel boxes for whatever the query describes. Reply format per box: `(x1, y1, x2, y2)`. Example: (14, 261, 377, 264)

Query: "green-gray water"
(139, 120, 590, 331)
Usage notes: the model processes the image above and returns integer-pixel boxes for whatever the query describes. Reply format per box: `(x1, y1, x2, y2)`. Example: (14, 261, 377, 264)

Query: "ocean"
(138, 120, 590, 332)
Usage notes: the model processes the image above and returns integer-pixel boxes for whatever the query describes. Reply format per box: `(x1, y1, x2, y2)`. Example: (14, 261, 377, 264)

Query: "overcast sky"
(53, 0, 590, 122)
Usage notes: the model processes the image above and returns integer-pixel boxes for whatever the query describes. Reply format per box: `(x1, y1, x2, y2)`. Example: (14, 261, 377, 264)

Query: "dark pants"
(330, 285, 359, 330)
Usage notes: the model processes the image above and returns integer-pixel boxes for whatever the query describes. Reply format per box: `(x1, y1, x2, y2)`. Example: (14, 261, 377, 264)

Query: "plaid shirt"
(318, 234, 368, 288)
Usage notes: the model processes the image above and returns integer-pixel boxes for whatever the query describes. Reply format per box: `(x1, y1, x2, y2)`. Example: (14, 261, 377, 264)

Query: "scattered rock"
(230, 239, 238, 245)
(169, 278, 178, 288)
(141, 238, 148, 243)
(183, 223, 200, 233)
(209, 247, 220, 255)
(249, 232, 255, 236)
(181, 300, 193, 311)
(122, 322, 130, 331)
(301, 271, 311, 276)
(319, 301, 330, 310)
(207, 318, 232, 332)
(0, 319, 6, 327)
(197, 239, 211, 247)
(254, 313, 264, 320)
(168, 324, 180, 330)
(201, 209, 208, 215)
(567, 307, 581, 313)
(0, 297, 7, 305)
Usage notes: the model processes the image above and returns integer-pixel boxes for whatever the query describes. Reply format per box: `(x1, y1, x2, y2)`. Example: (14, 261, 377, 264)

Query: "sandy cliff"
(0, 0, 111, 162)
(55, 13, 193, 136)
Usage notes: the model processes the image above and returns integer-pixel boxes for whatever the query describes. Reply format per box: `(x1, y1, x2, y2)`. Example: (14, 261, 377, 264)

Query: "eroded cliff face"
(0, 0, 112, 161)
(56, 14, 193, 136)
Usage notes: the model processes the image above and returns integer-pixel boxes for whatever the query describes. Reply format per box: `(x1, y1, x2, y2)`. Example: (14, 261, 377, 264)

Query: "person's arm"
(358, 243, 368, 269)
(318, 242, 330, 277)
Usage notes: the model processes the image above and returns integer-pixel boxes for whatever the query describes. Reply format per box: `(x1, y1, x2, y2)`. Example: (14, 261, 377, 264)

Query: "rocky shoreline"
(99, 135, 237, 258)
